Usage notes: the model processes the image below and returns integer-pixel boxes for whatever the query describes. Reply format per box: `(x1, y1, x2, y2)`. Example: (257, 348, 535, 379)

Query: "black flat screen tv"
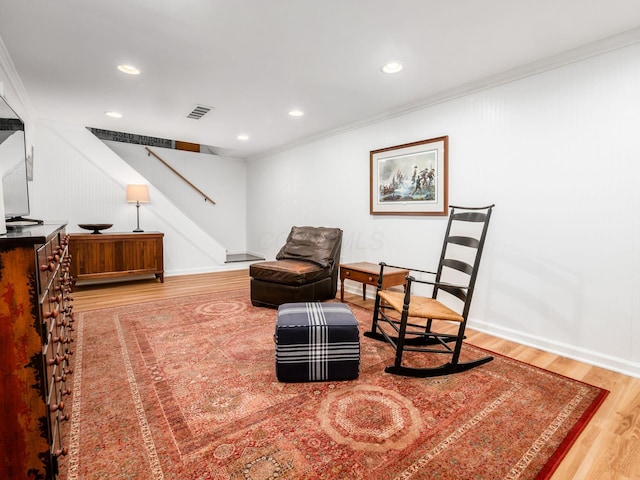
(0, 94, 34, 226)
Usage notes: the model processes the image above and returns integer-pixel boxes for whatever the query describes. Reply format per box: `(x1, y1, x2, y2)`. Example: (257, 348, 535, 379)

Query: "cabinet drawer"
(342, 269, 379, 285)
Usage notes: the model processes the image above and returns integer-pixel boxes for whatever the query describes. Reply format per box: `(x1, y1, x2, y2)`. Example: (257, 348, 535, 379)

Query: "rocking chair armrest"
(406, 276, 468, 292)
(378, 262, 437, 277)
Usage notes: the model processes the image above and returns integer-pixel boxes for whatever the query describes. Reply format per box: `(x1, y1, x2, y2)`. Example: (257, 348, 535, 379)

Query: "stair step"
(225, 253, 265, 263)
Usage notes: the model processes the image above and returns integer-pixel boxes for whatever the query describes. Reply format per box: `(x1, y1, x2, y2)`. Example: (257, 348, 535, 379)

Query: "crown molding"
(249, 26, 640, 161)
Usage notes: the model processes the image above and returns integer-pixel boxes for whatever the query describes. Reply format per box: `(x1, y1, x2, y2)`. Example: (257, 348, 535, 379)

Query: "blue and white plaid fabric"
(276, 302, 360, 382)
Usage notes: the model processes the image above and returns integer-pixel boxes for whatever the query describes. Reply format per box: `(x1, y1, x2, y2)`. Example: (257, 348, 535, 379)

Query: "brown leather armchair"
(250, 226, 343, 308)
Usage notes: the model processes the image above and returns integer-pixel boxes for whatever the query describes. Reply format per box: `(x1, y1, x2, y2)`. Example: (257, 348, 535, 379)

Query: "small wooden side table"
(339, 262, 409, 302)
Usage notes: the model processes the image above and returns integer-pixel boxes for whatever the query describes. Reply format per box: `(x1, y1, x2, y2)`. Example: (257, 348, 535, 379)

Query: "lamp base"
(132, 202, 144, 233)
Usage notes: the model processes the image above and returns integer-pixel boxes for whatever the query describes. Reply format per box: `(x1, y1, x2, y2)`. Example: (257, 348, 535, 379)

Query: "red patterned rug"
(60, 289, 607, 479)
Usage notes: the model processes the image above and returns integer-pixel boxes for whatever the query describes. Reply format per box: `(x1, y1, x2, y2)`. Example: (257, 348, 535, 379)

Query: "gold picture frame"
(370, 136, 448, 215)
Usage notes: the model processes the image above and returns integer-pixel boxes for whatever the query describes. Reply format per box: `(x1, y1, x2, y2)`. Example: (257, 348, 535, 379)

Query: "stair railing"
(145, 147, 216, 204)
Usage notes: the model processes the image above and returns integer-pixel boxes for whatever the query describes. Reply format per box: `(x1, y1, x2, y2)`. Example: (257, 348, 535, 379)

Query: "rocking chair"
(364, 204, 494, 377)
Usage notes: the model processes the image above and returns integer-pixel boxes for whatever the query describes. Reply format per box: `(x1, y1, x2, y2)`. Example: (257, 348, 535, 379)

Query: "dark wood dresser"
(0, 224, 74, 478)
(69, 231, 164, 284)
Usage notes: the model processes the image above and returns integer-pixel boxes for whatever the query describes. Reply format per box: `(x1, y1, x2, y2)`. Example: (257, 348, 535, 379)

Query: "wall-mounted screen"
(0, 95, 30, 221)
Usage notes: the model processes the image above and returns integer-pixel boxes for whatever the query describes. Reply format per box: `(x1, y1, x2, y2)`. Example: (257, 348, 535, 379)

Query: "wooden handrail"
(145, 147, 216, 204)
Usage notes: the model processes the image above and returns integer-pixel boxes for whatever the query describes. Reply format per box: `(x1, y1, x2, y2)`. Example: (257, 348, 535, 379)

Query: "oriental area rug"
(60, 289, 607, 480)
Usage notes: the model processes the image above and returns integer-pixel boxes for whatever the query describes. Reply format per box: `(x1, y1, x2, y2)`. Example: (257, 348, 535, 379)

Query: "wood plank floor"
(72, 270, 640, 480)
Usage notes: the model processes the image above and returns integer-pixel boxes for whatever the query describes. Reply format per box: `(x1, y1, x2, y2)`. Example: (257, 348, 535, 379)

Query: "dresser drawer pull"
(40, 263, 55, 272)
(54, 447, 69, 458)
(48, 355, 62, 366)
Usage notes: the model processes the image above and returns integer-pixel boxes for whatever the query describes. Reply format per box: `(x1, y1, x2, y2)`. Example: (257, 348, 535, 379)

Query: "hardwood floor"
(72, 270, 640, 480)
(71, 270, 251, 312)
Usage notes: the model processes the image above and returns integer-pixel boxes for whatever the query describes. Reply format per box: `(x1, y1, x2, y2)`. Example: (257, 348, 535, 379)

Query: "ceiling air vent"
(186, 105, 213, 120)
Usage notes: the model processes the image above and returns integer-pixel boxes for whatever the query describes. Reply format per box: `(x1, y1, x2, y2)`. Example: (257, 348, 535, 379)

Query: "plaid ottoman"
(275, 302, 360, 382)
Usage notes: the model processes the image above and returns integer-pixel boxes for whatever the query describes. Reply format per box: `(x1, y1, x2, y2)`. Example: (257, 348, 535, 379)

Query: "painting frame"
(370, 136, 448, 216)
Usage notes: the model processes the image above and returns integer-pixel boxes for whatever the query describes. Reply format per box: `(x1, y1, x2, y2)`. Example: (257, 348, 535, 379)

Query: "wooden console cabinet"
(69, 232, 164, 284)
(0, 224, 74, 479)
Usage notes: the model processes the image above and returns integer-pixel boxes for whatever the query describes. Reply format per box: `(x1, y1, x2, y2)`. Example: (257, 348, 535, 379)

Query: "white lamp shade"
(126, 184, 150, 203)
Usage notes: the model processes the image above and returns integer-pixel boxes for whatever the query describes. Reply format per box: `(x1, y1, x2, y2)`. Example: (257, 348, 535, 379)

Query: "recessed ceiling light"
(381, 62, 404, 74)
(237, 134, 250, 141)
(105, 111, 123, 118)
(117, 64, 141, 75)
(289, 109, 304, 117)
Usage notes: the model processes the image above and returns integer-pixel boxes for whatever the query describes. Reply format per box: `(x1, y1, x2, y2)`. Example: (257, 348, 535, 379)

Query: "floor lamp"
(126, 184, 150, 232)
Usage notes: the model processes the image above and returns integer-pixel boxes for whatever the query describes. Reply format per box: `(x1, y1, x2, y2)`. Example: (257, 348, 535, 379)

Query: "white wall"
(106, 141, 248, 254)
(247, 43, 640, 377)
(1, 38, 32, 234)
(0, 38, 33, 145)
(29, 121, 233, 276)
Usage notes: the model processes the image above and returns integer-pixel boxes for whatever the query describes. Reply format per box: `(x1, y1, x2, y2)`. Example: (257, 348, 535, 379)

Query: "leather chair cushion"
(250, 259, 331, 286)
(276, 226, 341, 268)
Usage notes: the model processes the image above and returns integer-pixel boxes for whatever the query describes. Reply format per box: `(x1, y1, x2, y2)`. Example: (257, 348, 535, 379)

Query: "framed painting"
(370, 136, 448, 215)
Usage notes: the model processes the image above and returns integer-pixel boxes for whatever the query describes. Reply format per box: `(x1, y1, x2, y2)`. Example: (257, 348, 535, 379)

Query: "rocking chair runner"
(364, 204, 495, 377)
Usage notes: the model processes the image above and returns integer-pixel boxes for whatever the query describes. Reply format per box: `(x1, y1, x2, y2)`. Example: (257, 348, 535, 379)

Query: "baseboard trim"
(469, 318, 640, 379)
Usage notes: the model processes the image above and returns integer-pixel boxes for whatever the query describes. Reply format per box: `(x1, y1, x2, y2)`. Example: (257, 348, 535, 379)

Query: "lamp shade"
(126, 184, 150, 203)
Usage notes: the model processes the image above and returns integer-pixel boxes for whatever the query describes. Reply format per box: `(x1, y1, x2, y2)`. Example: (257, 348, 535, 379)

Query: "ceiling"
(1, 1, 640, 159)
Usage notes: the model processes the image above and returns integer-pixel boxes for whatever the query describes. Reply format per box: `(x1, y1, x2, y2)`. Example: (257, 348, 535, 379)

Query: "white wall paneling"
(30, 121, 231, 276)
(247, 42, 640, 377)
(0, 36, 34, 150)
(106, 141, 248, 254)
